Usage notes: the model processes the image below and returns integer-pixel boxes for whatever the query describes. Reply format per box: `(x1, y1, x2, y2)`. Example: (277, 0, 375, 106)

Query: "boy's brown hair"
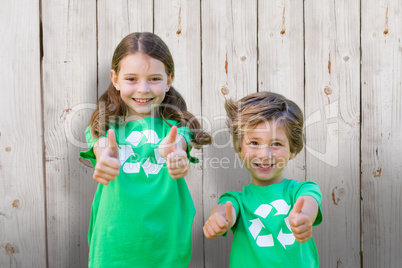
(224, 91, 304, 154)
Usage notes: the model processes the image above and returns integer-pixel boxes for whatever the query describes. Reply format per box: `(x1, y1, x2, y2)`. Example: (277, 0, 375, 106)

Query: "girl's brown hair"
(224, 91, 304, 154)
(89, 32, 211, 148)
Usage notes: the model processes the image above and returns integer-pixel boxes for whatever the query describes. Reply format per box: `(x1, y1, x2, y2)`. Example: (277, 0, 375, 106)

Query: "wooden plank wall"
(0, 1, 401, 267)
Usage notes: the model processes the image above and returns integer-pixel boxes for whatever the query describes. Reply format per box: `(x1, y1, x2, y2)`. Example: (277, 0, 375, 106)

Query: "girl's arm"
(159, 126, 189, 179)
(288, 196, 319, 243)
(203, 201, 236, 239)
(92, 129, 121, 185)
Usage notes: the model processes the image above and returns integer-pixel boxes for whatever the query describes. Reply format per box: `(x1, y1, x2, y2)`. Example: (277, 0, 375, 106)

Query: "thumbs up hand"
(159, 126, 189, 179)
(289, 197, 316, 243)
(203, 202, 237, 239)
(93, 129, 121, 185)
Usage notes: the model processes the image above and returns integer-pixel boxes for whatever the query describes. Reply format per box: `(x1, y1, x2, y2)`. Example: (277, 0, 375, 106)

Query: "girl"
(80, 32, 211, 267)
(203, 92, 322, 267)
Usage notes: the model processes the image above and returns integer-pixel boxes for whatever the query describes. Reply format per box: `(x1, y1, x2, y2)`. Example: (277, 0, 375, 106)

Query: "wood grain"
(42, 0, 97, 266)
(361, 0, 402, 267)
(97, 0, 153, 95)
(304, 0, 361, 267)
(258, 0, 305, 182)
(0, 1, 46, 267)
(154, 1, 204, 267)
(202, 0, 257, 267)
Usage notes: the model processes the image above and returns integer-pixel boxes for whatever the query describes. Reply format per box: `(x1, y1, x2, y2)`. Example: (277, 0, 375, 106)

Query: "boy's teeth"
(257, 163, 273, 168)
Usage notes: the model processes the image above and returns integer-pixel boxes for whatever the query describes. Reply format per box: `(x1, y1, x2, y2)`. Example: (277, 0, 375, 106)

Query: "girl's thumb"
(167, 126, 178, 146)
(107, 129, 119, 158)
(108, 129, 118, 147)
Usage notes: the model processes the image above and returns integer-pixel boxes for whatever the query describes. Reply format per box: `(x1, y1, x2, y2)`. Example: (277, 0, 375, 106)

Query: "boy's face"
(238, 120, 295, 187)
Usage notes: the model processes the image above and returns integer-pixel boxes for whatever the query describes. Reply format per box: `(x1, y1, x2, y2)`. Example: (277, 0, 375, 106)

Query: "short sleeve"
(294, 181, 323, 226)
(79, 126, 102, 167)
(176, 125, 199, 164)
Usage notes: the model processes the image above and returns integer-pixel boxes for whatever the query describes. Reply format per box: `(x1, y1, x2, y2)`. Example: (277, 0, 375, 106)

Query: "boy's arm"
(203, 201, 237, 239)
(288, 196, 319, 243)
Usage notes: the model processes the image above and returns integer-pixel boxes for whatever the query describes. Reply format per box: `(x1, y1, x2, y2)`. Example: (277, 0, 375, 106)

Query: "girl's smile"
(111, 52, 173, 119)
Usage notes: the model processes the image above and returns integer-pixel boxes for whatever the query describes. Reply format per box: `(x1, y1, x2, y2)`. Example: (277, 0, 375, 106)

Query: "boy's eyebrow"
(245, 135, 287, 143)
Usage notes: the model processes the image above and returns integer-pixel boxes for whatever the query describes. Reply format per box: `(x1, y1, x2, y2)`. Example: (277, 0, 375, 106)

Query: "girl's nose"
(136, 81, 150, 93)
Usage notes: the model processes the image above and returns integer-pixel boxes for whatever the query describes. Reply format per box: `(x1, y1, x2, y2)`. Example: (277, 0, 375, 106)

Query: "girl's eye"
(272, 142, 282, 147)
(250, 141, 259, 146)
(150, 77, 162, 82)
(126, 77, 136, 82)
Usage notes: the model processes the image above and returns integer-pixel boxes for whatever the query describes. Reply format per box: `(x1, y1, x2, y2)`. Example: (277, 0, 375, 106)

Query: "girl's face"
(238, 120, 295, 187)
(111, 52, 173, 119)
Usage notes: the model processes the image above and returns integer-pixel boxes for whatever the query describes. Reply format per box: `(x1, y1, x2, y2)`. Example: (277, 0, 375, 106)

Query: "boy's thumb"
(225, 201, 234, 221)
(293, 197, 304, 214)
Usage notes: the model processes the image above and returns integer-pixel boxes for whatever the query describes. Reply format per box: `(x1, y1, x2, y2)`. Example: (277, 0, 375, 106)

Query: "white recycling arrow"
(270, 199, 291, 215)
(256, 234, 274, 247)
(142, 129, 161, 144)
(126, 131, 144, 147)
(118, 145, 134, 165)
(123, 161, 141, 174)
(119, 130, 166, 177)
(249, 218, 264, 239)
(277, 228, 295, 249)
(249, 200, 296, 249)
(254, 204, 272, 218)
(142, 158, 164, 177)
(118, 145, 141, 173)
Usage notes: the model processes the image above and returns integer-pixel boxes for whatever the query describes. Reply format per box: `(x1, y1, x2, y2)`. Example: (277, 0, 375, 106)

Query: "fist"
(159, 126, 189, 179)
(93, 129, 121, 185)
(203, 202, 236, 239)
(289, 197, 313, 243)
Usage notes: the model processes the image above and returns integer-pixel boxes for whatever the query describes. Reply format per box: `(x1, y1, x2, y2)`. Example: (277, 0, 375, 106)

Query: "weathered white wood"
(202, 0, 257, 267)
(0, 1, 47, 267)
(304, 0, 361, 267)
(258, 0, 305, 182)
(361, 1, 402, 267)
(153, 1, 204, 267)
(42, 0, 97, 267)
(97, 0, 153, 95)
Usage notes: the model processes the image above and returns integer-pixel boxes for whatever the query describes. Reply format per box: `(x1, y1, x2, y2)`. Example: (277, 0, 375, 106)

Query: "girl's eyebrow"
(123, 72, 165, 76)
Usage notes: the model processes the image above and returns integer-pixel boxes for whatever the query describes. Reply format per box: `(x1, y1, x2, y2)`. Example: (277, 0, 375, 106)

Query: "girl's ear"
(290, 152, 296, 160)
(110, 70, 119, 90)
(166, 73, 174, 91)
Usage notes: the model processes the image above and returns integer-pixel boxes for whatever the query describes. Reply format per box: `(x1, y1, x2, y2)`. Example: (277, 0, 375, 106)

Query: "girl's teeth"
(135, 99, 151, 103)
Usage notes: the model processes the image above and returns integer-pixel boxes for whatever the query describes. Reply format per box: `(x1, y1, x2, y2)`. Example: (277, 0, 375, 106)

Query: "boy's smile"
(238, 120, 295, 186)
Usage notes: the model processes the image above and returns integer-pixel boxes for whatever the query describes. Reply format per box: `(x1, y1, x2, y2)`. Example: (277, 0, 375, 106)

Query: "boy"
(203, 92, 322, 267)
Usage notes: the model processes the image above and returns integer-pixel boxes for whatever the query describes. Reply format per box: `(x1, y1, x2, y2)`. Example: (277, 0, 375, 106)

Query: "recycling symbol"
(117, 129, 166, 177)
(248, 199, 295, 249)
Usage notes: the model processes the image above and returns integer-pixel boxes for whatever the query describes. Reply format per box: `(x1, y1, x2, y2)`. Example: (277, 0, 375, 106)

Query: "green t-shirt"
(218, 179, 323, 268)
(80, 117, 197, 268)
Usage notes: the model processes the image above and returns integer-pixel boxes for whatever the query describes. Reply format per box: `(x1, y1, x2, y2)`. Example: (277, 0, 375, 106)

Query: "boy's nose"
(257, 147, 272, 159)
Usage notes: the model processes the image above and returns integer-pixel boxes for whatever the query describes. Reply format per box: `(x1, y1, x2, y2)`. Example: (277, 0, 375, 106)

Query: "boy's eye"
(271, 142, 282, 147)
(250, 141, 259, 146)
